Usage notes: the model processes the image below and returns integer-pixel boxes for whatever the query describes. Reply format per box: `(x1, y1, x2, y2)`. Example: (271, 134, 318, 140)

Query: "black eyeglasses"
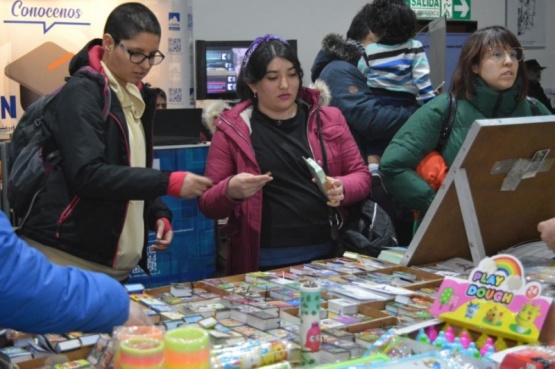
(119, 43, 165, 66)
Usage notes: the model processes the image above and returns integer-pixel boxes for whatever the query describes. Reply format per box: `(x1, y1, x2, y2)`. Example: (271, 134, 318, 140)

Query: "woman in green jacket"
(380, 25, 552, 216)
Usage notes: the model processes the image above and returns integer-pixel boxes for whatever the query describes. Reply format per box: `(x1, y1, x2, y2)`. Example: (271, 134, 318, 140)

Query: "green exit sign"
(406, 0, 471, 20)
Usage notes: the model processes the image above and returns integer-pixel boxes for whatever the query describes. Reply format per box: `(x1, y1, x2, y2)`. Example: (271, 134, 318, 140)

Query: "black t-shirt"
(250, 104, 331, 248)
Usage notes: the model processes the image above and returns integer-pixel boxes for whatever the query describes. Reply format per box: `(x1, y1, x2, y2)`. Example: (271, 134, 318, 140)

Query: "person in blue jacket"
(311, 4, 418, 171)
(0, 211, 151, 334)
(311, 3, 417, 244)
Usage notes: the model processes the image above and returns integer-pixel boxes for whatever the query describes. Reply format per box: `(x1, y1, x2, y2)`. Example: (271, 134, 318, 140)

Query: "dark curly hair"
(347, 4, 372, 41)
(368, 0, 417, 45)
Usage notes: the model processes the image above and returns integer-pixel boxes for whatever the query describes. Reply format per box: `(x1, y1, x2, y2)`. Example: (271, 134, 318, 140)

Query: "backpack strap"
(526, 96, 540, 116)
(315, 109, 343, 240)
(75, 66, 112, 121)
(436, 93, 458, 152)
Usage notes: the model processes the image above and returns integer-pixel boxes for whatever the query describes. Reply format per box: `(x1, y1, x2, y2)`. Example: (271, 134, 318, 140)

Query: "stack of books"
(377, 246, 407, 264)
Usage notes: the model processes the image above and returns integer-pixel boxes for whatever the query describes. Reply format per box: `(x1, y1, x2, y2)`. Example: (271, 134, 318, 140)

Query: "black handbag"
(334, 198, 398, 257)
(315, 110, 398, 257)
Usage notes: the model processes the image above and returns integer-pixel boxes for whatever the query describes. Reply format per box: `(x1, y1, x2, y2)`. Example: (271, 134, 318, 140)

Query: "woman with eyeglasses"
(17, 2, 212, 282)
(199, 35, 370, 274)
(379, 25, 552, 217)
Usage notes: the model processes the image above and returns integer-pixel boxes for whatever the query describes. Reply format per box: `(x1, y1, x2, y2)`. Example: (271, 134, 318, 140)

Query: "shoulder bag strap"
(436, 93, 458, 152)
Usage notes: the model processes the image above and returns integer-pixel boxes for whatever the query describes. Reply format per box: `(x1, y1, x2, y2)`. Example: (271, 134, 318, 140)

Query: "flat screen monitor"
(195, 39, 297, 101)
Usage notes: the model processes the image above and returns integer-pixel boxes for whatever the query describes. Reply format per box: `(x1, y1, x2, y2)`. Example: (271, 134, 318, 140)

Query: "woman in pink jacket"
(199, 35, 371, 274)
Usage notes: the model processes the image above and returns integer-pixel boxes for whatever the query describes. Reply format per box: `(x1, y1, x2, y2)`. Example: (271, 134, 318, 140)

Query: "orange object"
(416, 151, 448, 191)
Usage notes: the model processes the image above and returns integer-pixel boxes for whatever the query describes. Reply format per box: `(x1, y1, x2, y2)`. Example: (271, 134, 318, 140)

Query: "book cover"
(123, 283, 144, 294)
(266, 300, 295, 309)
(54, 338, 81, 353)
(354, 327, 388, 348)
(303, 156, 331, 198)
(170, 282, 193, 297)
(182, 313, 204, 325)
(198, 292, 222, 300)
(65, 332, 103, 347)
(231, 326, 276, 341)
(142, 308, 161, 324)
(86, 335, 111, 366)
(37, 333, 80, 353)
(27, 341, 53, 359)
(246, 310, 280, 331)
(230, 305, 261, 323)
(332, 340, 365, 358)
(7, 330, 36, 348)
(330, 314, 362, 325)
(377, 248, 406, 264)
(221, 293, 254, 308)
(160, 311, 185, 321)
(215, 318, 245, 328)
(319, 318, 346, 329)
(53, 359, 91, 369)
(0, 346, 33, 363)
(269, 287, 300, 301)
(319, 342, 351, 363)
(327, 298, 359, 315)
(266, 328, 294, 340)
(198, 317, 218, 329)
(157, 292, 184, 305)
(321, 327, 355, 342)
(247, 300, 280, 314)
(284, 298, 301, 307)
(245, 271, 277, 280)
(89, 336, 114, 369)
(188, 301, 228, 317)
(150, 304, 178, 314)
(138, 296, 166, 307)
(208, 330, 246, 346)
(162, 319, 184, 331)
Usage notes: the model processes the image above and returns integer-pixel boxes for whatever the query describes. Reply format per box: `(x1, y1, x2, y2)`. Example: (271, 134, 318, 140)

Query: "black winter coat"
(18, 39, 172, 272)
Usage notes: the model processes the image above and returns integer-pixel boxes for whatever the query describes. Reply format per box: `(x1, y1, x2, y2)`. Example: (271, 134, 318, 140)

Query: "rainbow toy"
(429, 254, 552, 343)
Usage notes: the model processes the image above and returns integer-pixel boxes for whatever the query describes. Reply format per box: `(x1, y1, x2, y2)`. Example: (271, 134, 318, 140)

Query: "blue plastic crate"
(176, 146, 209, 174)
(154, 146, 208, 173)
(128, 228, 216, 288)
(129, 146, 216, 287)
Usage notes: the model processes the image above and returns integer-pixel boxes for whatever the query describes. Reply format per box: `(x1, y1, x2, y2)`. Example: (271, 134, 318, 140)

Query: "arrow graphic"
(455, 0, 469, 17)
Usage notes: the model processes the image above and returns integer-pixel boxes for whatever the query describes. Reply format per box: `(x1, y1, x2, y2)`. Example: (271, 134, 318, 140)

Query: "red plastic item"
(500, 346, 555, 369)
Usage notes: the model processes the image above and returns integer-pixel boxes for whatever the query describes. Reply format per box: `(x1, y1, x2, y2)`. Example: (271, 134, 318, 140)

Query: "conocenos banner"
(0, 0, 193, 132)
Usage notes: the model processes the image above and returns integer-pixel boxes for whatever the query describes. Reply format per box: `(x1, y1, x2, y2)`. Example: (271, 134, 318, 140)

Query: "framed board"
(506, 0, 546, 48)
(401, 115, 555, 266)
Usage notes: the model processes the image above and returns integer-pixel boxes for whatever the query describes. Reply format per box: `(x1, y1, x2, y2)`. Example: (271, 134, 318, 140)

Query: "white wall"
(193, 0, 555, 91)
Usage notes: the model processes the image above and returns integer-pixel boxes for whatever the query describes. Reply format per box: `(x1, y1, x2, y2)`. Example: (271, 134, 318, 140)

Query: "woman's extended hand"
(326, 177, 344, 207)
(151, 218, 173, 252)
(179, 173, 213, 198)
(226, 172, 273, 200)
(538, 217, 555, 251)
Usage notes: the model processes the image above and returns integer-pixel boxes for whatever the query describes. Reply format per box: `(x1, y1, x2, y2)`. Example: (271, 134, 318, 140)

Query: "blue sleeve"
(0, 213, 129, 333)
(411, 40, 435, 102)
(319, 60, 416, 142)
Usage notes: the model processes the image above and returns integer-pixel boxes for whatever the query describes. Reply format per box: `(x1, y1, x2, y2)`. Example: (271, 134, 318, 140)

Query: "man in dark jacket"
(311, 4, 416, 244)
(525, 59, 554, 113)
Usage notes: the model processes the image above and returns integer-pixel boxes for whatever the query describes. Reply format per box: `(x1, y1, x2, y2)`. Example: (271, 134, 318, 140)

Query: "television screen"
(195, 40, 297, 101)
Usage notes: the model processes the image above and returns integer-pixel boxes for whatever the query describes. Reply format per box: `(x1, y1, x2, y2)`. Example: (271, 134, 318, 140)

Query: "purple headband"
(241, 34, 289, 70)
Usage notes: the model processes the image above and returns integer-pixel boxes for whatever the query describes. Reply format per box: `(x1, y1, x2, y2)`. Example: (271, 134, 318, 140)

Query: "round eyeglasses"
(488, 47, 524, 63)
(119, 43, 165, 66)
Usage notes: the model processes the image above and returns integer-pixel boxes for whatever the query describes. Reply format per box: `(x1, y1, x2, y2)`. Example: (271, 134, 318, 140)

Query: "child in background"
(358, 0, 435, 174)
